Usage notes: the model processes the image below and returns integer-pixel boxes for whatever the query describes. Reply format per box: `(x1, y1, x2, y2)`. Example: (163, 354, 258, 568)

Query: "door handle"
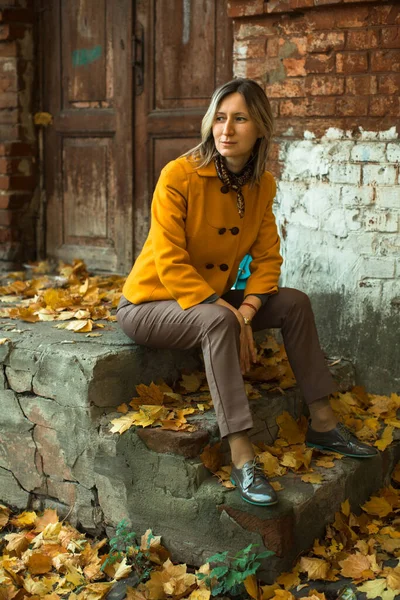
(133, 22, 144, 96)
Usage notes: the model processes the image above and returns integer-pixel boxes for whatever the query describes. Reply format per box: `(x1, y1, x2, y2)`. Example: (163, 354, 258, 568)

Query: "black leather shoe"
(230, 460, 278, 506)
(306, 422, 379, 458)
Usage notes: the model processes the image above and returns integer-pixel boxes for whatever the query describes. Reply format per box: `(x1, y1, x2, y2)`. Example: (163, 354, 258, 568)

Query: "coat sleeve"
(244, 174, 283, 298)
(150, 161, 216, 310)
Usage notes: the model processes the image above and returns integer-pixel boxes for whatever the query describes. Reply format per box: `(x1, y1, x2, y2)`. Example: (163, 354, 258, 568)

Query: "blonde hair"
(183, 78, 275, 184)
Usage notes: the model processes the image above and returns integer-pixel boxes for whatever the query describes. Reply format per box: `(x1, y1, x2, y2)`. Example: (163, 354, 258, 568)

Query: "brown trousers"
(117, 288, 337, 438)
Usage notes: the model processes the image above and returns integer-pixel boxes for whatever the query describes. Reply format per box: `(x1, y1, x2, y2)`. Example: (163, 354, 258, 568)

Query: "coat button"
(219, 264, 229, 272)
(231, 227, 239, 235)
(206, 263, 214, 269)
(220, 185, 230, 194)
(218, 228, 226, 235)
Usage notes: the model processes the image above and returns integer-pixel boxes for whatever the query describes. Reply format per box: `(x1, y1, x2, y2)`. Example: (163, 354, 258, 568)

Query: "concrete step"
(2, 316, 397, 584)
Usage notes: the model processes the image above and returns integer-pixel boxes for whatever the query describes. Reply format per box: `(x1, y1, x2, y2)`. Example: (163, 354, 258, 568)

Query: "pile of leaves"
(260, 465, 400, 600)
(200, 389, 400, 491)
(0, 260, 124, 334)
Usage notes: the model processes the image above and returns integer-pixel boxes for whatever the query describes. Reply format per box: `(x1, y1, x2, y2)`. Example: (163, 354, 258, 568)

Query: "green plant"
(101, 519, 154, 582)
(198, 543, 274, 597)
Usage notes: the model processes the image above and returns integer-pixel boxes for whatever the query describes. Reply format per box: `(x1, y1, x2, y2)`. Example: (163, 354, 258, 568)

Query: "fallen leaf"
(357, 578, 387, 599)
(10, 511, 37, 528)
(0, 504, 11, 529)
(27, 552, 53, 575)
(200, 443, 222, 473)
(339, 553, 371, 579)
(276, 412, 305, 445)
(362, 496, 393, 518)
(244, 574, 259, 600)
(301, 473, 323, 485)
(299, 557, 330, 580)
(375, 426, 394, 452)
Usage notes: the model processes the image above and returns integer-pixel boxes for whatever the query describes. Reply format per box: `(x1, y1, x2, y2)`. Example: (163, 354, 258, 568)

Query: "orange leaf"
(301, 472, 323, 485)
(0, 504, 10, 530)
(131, 383, 165, 407)
(200, 443, 222, 473)
(338, 553, 371, 579)
(374, 426, 394, 452)
(34, 509, 59, 533)
(27, 552, 53, 575)
(244, 575, 259, 600)
(276, 412, 305, 444)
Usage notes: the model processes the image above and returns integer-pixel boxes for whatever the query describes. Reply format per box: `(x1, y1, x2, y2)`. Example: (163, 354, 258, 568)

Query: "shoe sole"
(230, 478, 279, 507)
(306, 441, 378, 458)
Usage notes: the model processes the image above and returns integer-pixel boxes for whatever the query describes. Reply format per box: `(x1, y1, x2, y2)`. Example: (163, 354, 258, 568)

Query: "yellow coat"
(123, 157, 283, 310)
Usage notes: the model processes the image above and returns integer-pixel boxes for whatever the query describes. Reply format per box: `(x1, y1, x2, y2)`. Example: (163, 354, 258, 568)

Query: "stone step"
(2, 315, 390, 585)
(95, 414, 400, 583)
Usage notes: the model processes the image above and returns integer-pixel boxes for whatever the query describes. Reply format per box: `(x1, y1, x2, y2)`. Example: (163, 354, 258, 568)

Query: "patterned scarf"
(214, 154, 253, 218)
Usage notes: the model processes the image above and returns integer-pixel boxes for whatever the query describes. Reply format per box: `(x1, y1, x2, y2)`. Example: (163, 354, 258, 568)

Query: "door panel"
(43, 0, 133, 272)
(134, 0, 232, 256)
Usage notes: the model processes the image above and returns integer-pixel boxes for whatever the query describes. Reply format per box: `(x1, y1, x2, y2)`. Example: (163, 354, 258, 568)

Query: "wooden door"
(133, 0, 233, 255)
(42, 0, 133, 272)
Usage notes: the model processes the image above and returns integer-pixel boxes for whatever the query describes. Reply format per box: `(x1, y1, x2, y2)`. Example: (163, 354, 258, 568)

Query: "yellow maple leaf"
(260, 583, 281, 600)
(357, 579, 387, 599)
(271, 481, 283, 492)
(179, 372, 203, 393)
(131, 383, 165, 406)
(281, 445, 313, 472)
(386, 566, 400, 591)
(27, 552, 53, 575)
(375, 426, 394, 451)
(276, 566, 301, 589)
(315, 457, 335, 469)
(113, 557, 132, 580)
(10, 511, 37, 528)
(301, 472, 323, 485)
(189, 590, 211, 600)
(362, 496, 393, 518)
(341, 499, 351, 517)
(0, 504, 11, 530)
(276, 412, 305, 444)
(257, 451, 285, 477)
(110, 413, 137, 434)
(271, 590, 295, 600)
(339, 552, 371, 579)
(299, 557, 330, 580)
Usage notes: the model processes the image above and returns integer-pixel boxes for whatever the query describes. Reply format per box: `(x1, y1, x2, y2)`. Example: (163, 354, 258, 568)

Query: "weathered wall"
(230, 0, 400, 393)
(0, 0, 37, 268)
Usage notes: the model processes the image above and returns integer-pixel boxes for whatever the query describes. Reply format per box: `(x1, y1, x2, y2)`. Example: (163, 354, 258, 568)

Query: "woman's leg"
(223, 288, 337, 429)
(117, 298, 254, 440)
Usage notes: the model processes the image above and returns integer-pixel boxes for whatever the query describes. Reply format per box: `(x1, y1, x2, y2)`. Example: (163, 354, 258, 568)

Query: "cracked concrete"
(0, 318, 399, 581)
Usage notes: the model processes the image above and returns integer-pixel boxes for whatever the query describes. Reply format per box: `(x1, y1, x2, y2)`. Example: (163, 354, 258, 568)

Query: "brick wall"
(230, 0, 400, 393)
(0, 0, 37, 268)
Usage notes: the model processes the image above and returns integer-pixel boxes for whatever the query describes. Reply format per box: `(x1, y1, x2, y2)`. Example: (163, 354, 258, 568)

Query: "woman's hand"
(215, 296, 260, 375)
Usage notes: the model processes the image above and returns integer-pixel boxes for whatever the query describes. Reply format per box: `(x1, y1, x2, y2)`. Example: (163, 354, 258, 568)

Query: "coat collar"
(195, 162, 217, 177)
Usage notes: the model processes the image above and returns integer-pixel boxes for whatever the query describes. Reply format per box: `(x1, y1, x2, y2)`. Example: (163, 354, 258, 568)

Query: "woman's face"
(212, 92, 261, 173)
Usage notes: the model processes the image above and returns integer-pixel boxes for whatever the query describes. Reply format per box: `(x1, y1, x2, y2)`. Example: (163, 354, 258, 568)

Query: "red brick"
(0, 23, 27, 40)
(0, 8, 33, 22)
(305, 75, 344, 96)
(0, 41, 17, 57)
(279, 14, 309, 35)
(336, 97, 368, 117)
(346, 30, 379, 51)
(266, 0, 313, 11)
(335, 6, 369, 28)
(283, 57, 306, 76)
(267, 37, 280, 58)
(381, 27, 400, 49)
(305, 53, 335, 74)
(370, 96, 400, 117)
(378, 74, 400, 95)
(0, 157, 30, 175)
(307, 32, 345, 53)
(228, 0, 264, 18)
(369, 5, 400, 26)
(0, 174, 34, 190)
(234, 38, 266, 60)
(371, 50, 400, 73)
(235, 20, 277, 40)
(0, 108, 18, 124)
(336, 52, 368, 74)
(280, 97, 335, 117)
(314, 0, 342, 5)
(0, 123, 19, 140)
(346, 76, 377, 96)
(269, 98, 279, 118)
(266, 78, 305, 98)
(0, 91, 17, 109)
(0, 208, 20, 227)
(305, 10, 337, 31)
(0, 193, 30, 209)
(0, 141, 33, 156)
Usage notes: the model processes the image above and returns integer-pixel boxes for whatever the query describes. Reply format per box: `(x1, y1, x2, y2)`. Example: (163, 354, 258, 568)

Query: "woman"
(117, 78, 377, 507)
